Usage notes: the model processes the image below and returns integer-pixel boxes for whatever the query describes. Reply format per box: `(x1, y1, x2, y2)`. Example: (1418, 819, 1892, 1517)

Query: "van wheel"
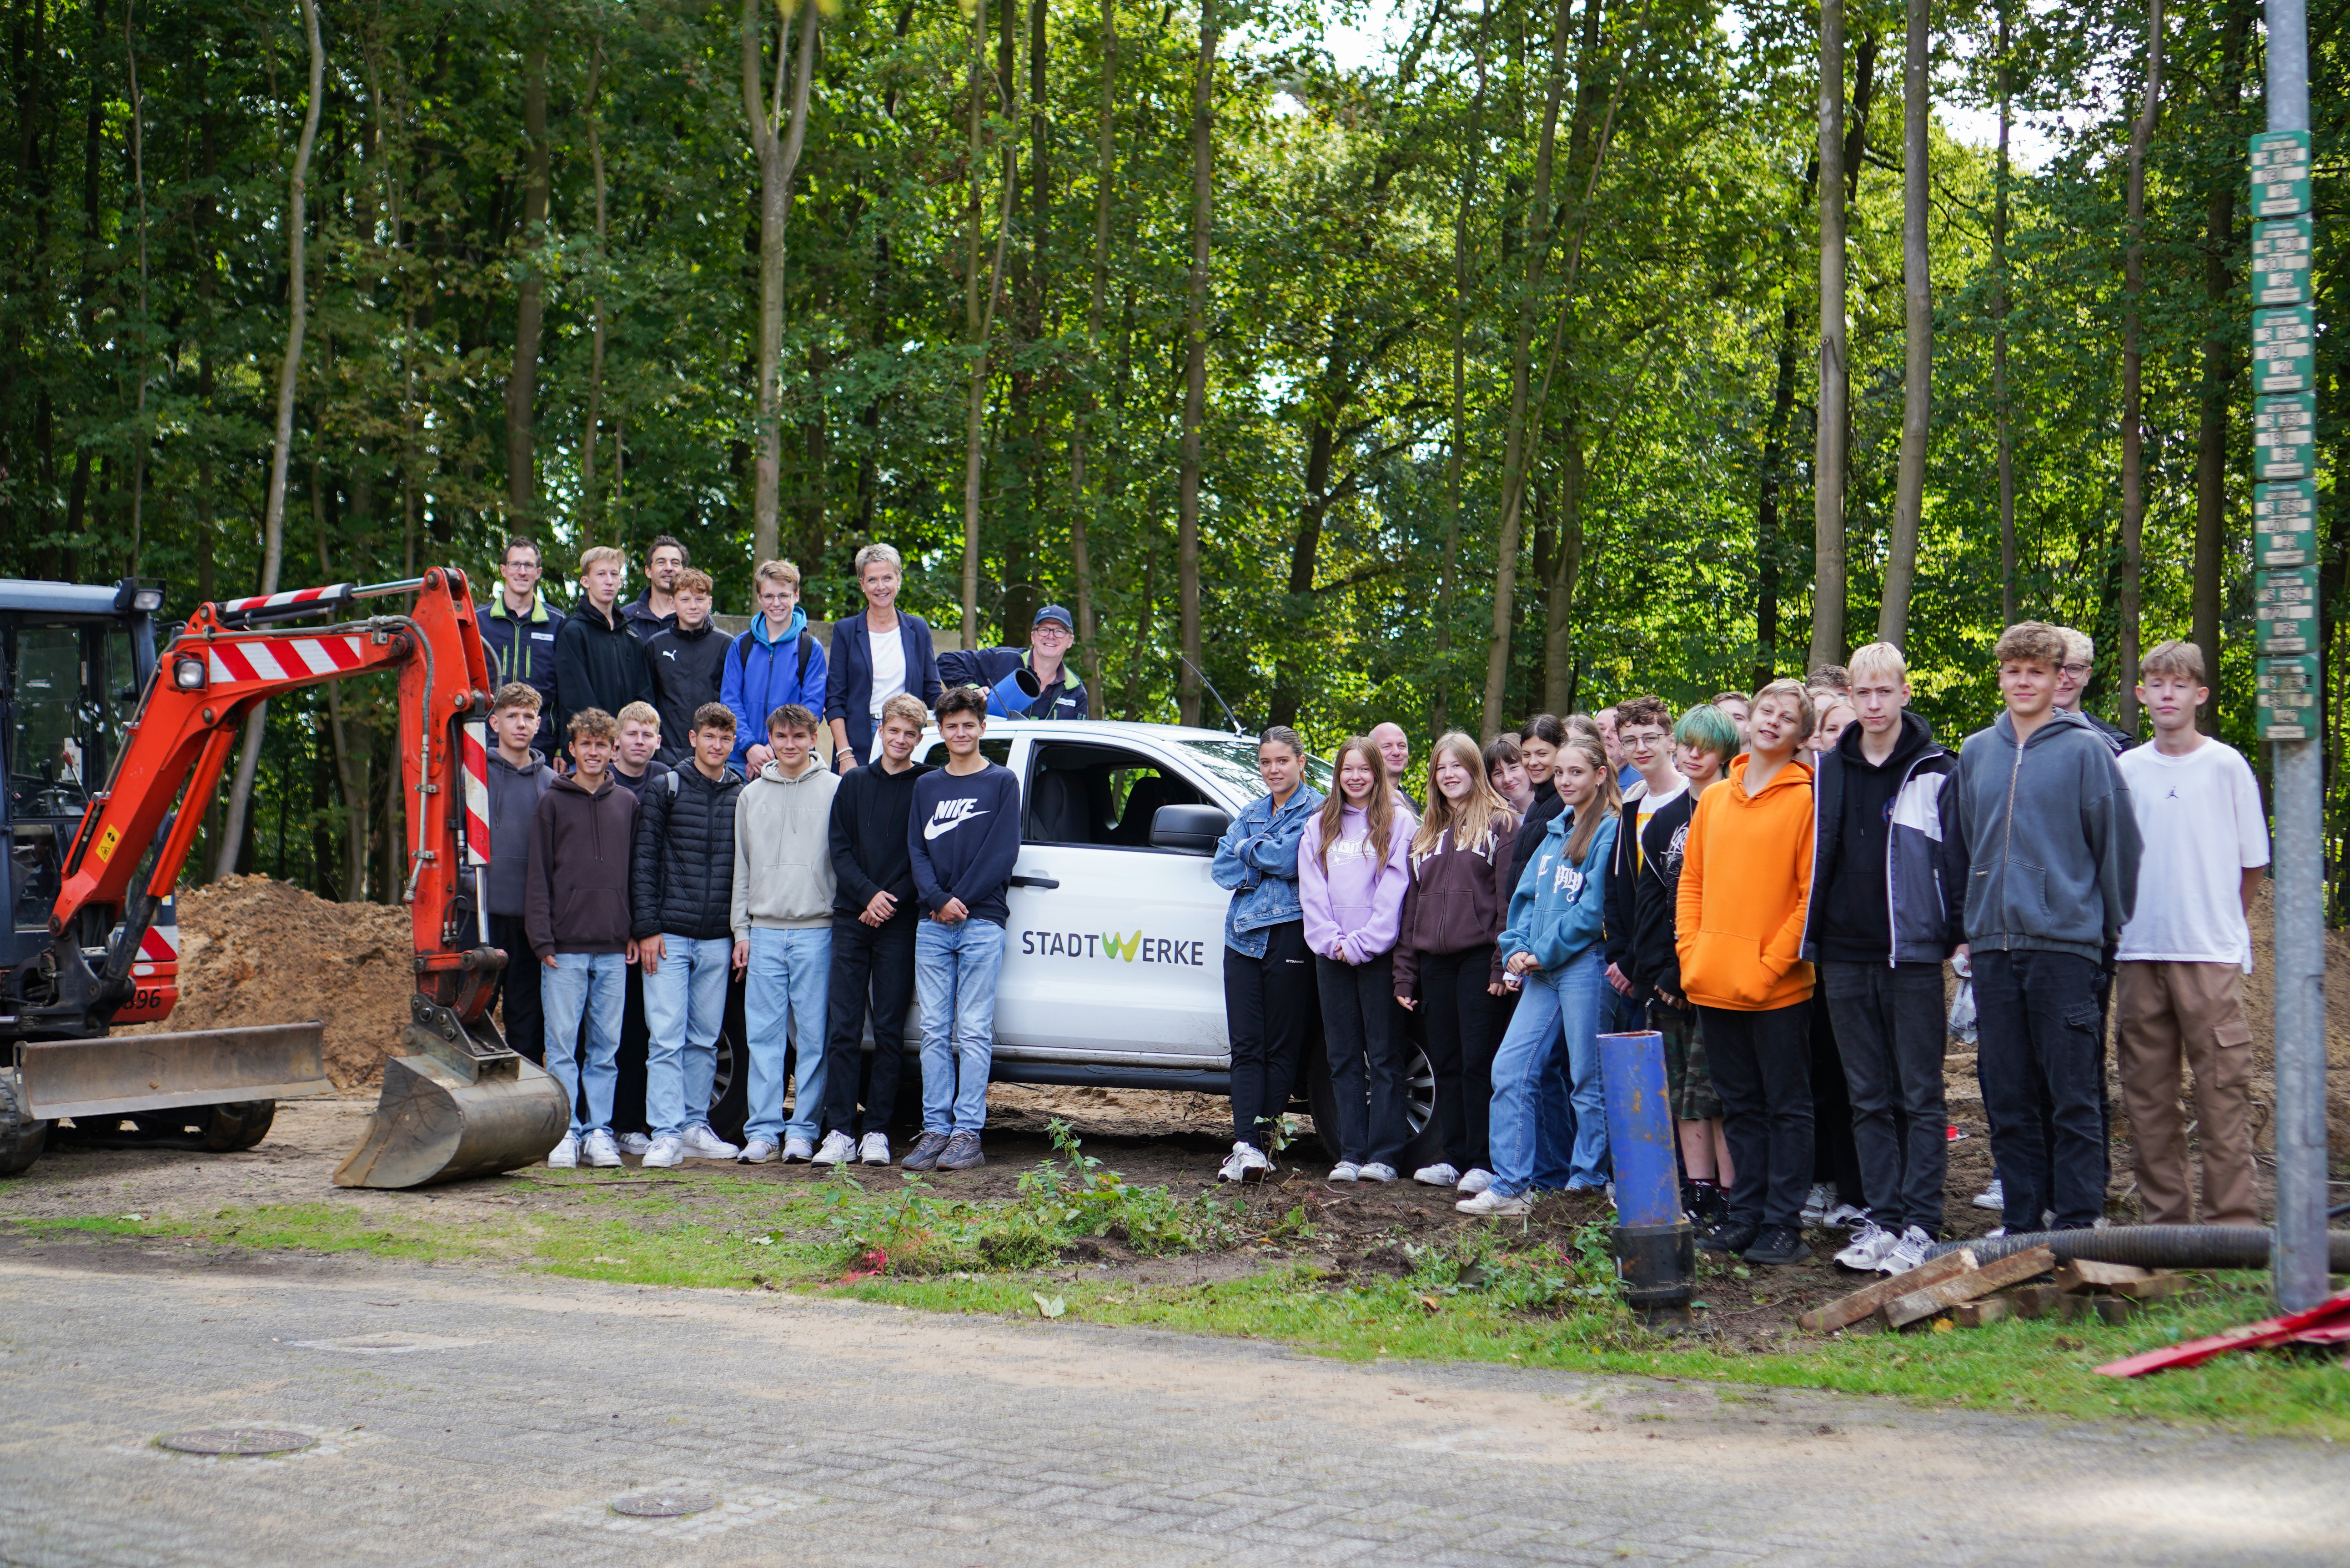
(1306, 1040, 1443, 1172)
(0, 1070, 48, 1177)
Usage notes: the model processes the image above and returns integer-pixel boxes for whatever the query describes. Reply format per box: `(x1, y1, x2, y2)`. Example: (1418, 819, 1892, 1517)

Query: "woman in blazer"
(825, 543, 944, 771)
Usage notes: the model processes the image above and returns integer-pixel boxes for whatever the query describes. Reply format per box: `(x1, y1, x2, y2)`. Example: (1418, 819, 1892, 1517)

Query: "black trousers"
(821, 910, 917, 1137)
(1224, 920, 1316, 1153)
(1317, 951, 1407, 1169)
(1974, 949, 2107, 1231)
(1808, 999, 1864, 1207)
(489, 914, 544, 1065)
(1418, 947, 1499, 1174)
(1700, 1000, 1815, 1231)
(1822, 960, 1948, 1236)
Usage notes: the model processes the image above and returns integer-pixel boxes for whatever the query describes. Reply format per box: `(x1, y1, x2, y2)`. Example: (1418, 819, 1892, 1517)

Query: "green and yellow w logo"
(1101, 930, 1144, 962)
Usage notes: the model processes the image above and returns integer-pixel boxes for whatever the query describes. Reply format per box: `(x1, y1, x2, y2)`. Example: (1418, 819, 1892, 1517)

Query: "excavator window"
(7, 623, 135, 821)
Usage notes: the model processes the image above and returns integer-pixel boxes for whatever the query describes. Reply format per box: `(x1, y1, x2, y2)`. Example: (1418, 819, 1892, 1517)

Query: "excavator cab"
(0, 569, 565, 1185)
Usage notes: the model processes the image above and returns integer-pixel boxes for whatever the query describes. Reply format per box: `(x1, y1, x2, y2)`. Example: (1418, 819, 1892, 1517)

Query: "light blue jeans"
(641, 935, 733, 1140)
(541, 951, 625, 1138)
(914, 916, 1006, 1135)
(743, 926, 832, 1146)
(1488, 949, 1610, 1196)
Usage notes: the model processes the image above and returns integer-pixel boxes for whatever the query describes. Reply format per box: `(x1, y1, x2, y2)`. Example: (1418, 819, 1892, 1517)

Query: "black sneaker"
(1696, 1220, 1759, 1254)
(1742, 1224, 1809, 1266)
(900, 1130, 952, 1171)
(937, 1131, 987, 1171)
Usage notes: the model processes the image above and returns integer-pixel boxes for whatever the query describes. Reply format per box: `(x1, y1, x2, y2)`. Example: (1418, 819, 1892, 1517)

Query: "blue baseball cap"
(1034, 604, 1075, 632)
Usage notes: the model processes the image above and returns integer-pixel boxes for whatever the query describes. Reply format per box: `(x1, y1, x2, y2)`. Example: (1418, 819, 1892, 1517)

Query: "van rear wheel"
(1305, 1040, 1442, 1172)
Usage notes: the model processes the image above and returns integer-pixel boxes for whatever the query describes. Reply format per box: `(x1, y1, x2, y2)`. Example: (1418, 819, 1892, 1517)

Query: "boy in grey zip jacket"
(1947, 623, 2141, 1235)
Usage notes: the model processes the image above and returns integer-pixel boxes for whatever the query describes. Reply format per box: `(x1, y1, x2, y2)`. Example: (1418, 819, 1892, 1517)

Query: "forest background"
(0, 0, 2344, 907)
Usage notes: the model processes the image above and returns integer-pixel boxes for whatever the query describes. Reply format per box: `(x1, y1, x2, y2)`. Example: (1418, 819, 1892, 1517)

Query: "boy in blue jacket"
(903, 687, 1022, 1173)
(724, 559, 830, 771)
(1461, 735, 1621, 1216)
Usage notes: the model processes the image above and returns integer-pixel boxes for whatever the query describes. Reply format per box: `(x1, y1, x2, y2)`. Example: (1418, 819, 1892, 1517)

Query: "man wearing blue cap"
(938, 604, 1090, 720)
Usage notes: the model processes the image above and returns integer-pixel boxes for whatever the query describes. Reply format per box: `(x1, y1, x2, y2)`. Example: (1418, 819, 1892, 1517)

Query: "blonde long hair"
(1414, 731, 1511, 858)
(1316, 737, 1397, 873)
(1559, 734, 1622, 865)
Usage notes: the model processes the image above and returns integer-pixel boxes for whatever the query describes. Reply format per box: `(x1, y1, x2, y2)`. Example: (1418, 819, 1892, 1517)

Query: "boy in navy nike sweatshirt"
(903, 687, 1023, 1171)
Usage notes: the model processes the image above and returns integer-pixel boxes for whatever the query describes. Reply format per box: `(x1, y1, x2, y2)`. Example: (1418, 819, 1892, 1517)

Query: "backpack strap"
(796, 631, 814, 686)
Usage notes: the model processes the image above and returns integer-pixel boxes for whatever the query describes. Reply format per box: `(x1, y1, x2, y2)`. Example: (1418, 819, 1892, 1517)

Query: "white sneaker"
(1822, 1202, 1870, 1230)
(546, 1134, 579, 1169)
(1834, 1219, 1897, 1272)
(737, 1139, 779, 1164)
(1239, 1143, 1274, 1180)
(582, 1130, 623, 1168)
(680, 1125, 741, 1161)
(812, 1131, 856, 1167)
(1972, 1179, 2004, 1212)
(1883, 1226, 1934, 1276)
(1414, 1162, 1461, 1188)
(1456, 1167, 1495, 1195)
(1799, 1182, 1834, 1226)
(859, 1132, 891, 1166)
(1217, 1148, 1252, 1183)
(616, 1131, 653, 1156)
(641, 1134, 685, 1169)
(1327, 1161, 1362, 1183)
(781, 1136, 817, 1164)
(1358, 1163, 1398, 1184)
(1456, 1188, 1532, 1217)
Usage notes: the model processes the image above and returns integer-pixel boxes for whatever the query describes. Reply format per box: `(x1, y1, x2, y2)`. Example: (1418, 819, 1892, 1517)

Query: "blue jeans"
(1488, 950, 1609, 1196)
(743, 926, 832, 1146)
(541, 951, 625, 1137)
(641, 935, 733, 1139)
(915, 917, 1006, 1135)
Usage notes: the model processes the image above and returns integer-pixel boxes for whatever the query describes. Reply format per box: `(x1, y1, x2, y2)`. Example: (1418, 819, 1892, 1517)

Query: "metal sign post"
(2255, 0, 2327, 1312)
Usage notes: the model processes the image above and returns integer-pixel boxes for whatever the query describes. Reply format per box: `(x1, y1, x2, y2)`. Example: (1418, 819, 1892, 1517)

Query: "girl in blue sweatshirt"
(1460, 735, 1621, 1215)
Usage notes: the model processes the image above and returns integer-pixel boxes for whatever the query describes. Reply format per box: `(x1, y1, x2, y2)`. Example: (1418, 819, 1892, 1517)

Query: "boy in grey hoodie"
(731, 703, 839, 1164)
(1948, 623, 2141, 1234)
(485, 683, 555, 1065)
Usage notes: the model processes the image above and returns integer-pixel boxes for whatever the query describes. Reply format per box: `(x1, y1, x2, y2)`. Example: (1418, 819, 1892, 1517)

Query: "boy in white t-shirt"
(2114, 640, 2269, 1226)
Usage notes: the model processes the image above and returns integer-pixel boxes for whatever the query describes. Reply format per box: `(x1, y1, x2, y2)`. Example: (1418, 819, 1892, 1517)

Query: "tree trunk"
(744, 0, 818, 567)
(1173, 0, 1218, 727)
(1478, 0, 1575, 740)
(1879, 0, 1929, 647)
(959, 0, 1018, 644)
(125, 0, 150, 573)
(579, 38, 607, 535)
(2193, 0, 2250, 729)
(1066, 0, 1116, 718)
(1810, 0, 1848, 673)
(1994, 4, 2016, 626)
(1540, 426, 1586, 715)
(1432, 4, 1493, 739)
(1757, 301, 1800, 689)
(216, 0, 321, 884)
(2119, 0, 2164, 733)
(505, 41, 548, 522)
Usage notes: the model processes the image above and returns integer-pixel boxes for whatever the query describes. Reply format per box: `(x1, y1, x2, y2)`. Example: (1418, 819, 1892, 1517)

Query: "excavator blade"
(20, 1023, 329, 1121)
(331, 1036, 568, 1190)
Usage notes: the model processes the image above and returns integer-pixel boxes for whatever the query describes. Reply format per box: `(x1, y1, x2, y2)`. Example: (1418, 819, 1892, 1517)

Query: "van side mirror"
(1149, 803, 1230, 854)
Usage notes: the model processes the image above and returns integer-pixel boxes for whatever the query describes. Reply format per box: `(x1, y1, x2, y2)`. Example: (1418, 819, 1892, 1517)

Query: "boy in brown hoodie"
(1676, 678, 1817, 1265)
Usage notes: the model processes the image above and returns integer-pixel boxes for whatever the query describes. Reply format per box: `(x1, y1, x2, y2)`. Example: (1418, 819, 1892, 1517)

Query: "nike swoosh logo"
(924, 809, 988, 840)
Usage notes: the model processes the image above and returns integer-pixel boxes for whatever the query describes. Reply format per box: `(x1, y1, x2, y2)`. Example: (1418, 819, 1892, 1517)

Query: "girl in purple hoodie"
(1300, 737, 1414, 1181)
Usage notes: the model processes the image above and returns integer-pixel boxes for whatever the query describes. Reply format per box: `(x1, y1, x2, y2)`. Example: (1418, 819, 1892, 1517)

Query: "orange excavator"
(0, 568, 566, 1187)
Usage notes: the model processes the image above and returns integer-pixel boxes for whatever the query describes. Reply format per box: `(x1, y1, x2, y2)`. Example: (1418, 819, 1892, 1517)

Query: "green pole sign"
(2251, 129, 2312, 217)
(2256, 567, 2320, 656)
(2252, 215, 2313, 306)
(2252, 303, 2315, 394)
(2256, 480, 2318, 568)
(2254, 391, 2316, 481)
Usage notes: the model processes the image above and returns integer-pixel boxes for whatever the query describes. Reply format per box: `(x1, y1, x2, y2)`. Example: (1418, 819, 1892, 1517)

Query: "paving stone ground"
(1, 1233, 2343, 1568)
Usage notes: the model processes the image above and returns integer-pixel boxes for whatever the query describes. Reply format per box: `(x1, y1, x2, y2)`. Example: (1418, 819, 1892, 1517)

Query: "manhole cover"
(611, 1489, 719, 1518)
(157, 1427, 317, 1457)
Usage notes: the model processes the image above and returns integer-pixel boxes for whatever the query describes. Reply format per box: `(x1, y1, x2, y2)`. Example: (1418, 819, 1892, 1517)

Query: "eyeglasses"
(2059, 662, 2091, 677)
(1033, 623, 1073, 639)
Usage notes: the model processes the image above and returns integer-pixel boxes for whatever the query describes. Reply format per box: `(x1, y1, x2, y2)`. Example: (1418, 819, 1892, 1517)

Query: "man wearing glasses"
(938, 604, 1090, 721)
(2052, 628, 2132, 754)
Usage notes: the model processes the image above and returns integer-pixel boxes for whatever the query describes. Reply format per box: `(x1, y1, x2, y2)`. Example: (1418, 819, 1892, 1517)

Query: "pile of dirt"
(126, 876, 413, 1088)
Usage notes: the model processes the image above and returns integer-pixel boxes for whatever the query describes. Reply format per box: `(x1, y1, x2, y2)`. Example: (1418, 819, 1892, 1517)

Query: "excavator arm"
(5, 569, 566, 1188)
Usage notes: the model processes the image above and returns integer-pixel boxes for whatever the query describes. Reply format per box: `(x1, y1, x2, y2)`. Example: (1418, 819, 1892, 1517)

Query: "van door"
(992, 738, 1230, 1064)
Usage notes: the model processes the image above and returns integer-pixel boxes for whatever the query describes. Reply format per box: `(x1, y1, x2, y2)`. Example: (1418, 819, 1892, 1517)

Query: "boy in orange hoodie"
(1676, 678, 1818, 1265)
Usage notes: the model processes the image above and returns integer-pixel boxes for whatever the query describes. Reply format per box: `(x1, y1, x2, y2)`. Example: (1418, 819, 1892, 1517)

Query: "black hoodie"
(1505, 777, 1564, 898)
(828, 757, 934, 918)
(1806, 709, 1956, 965)
(552, 598, 655, 746)
(524, 772, 641, 959)
(643, 619, 731, 764)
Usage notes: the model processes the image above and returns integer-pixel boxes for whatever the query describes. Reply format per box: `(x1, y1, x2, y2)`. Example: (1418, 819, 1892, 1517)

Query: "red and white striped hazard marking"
(462, 721, 492, 865)
(218, 583, 351, 616)
(207, 635, 367, 685)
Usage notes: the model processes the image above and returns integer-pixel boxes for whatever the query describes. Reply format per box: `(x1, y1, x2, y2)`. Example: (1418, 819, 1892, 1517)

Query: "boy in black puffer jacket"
(629, 702, 746, 1169)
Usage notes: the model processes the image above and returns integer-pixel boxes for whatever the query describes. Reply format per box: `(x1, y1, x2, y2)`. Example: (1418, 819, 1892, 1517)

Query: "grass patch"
(13, 1124, 2348, 1438)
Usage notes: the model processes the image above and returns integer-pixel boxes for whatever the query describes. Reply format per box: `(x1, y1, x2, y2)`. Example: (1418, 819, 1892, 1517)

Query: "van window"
(1179, 737, 1335, 799)
(1025, 742, 1209, 848)
(916, 738, 1012, 770)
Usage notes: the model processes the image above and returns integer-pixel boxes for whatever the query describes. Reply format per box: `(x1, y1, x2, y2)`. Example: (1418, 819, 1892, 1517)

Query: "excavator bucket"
(332, 1016, 568, 1190)
(20, 1022, 330, 1122)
